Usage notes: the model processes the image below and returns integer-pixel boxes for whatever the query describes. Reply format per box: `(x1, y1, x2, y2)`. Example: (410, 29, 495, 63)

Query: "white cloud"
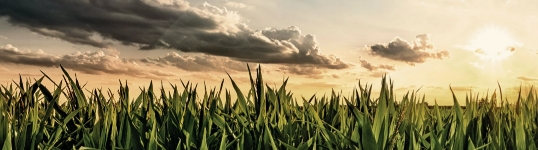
(470, 62, 484, 69)
(225, 1, 249, 8)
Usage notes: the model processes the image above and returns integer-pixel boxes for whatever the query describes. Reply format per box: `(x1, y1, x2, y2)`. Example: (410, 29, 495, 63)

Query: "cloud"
(102, 48, 121, 56)
(278, 65, 326, 79)
(0, 44, 177, 80)
(395, 85, 417, 91)
(0, 66, 41, 77)
(367, 34, 449, 65)
(141, 52, 338, 78)
(0, 35, 7, 39)
(369, 71, 387, 78)
(0, 0, 351, 69)
(291, 81, 340, 89)
(359, 58, 395, 71)
(331, 74, 339, 79)
(427, 86, 444, 90)
(450, 85, 474, 91)
(0, 66, 9, 72)
(225, 1, 248, 8)
(0, 43, 336, 79)
(506, 85, 536, 94)
(461, 26, 523, 61)
(509, 47, 516, 52)
(464, 46, 518, 61)
(517, 76, 538, 82)
(470, 62, 484, 69)
(97, 79, 138, 86)
(141, 52, 248, 72)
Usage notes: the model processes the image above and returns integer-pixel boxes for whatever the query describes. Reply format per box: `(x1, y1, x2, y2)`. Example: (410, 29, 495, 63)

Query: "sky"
(1, 0, 537, 105)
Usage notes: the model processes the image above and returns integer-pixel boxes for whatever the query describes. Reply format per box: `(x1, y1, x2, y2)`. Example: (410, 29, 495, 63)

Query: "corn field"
(1, 65, 538, 150)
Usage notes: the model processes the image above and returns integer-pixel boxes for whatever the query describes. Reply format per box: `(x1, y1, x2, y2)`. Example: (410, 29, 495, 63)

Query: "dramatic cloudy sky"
(1, 0, 537, 105)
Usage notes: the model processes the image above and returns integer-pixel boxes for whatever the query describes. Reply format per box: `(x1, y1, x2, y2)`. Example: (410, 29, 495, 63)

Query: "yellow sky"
(1, 0, 538, 105)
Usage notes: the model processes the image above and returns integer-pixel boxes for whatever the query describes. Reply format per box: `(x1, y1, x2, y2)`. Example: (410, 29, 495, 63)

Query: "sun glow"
(466, 26, 522, 61)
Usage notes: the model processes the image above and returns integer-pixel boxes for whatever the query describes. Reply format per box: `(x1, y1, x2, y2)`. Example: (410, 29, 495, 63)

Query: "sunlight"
(465, 26, 522, 61)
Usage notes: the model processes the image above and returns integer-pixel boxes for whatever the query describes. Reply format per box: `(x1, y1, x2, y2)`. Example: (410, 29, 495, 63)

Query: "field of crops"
(1, 65, 537, 150)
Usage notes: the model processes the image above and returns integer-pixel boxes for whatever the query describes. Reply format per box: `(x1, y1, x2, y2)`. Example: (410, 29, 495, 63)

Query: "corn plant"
(1, 65, 538, 149)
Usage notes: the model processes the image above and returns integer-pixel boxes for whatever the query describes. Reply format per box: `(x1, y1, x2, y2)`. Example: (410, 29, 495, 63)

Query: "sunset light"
(1, 0, 538, 149)
(465, 26, 523, 61)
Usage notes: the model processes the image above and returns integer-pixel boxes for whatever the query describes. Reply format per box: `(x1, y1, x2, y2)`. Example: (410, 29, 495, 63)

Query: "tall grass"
(1, 65, 537, 149)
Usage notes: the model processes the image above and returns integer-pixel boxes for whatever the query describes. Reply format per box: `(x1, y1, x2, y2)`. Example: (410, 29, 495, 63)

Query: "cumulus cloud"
(102, 48, 121, 56)
(141, 52, 248, 72)
(225, 1, 248, 8)
(0, 0, 351, 69)
(278, 65, 326, 79)
(367, 34, 449, 65)
(141, 52, 337, 78)
(517, 76, 538, 82)
(0, 43, 335, 79)
(0, 44, 177, 80)
(359, 58, 395, 71)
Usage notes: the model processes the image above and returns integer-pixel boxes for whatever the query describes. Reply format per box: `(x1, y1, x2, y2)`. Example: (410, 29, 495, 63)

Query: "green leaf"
(1, 130, 11, 150)
(227, 73, 249, 115)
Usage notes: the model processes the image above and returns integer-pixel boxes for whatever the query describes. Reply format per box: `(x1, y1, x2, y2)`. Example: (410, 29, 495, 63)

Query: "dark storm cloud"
(517, 76, 538, 82)
(0, 0, 351, 69)
(359, 58, 395, 71)
(0, 44, 177, 79)
(367, 34, 449, 65)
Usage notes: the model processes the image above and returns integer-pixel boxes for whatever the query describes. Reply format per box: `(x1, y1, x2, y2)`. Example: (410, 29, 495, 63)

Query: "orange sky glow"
(1, 0, 538, 105)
